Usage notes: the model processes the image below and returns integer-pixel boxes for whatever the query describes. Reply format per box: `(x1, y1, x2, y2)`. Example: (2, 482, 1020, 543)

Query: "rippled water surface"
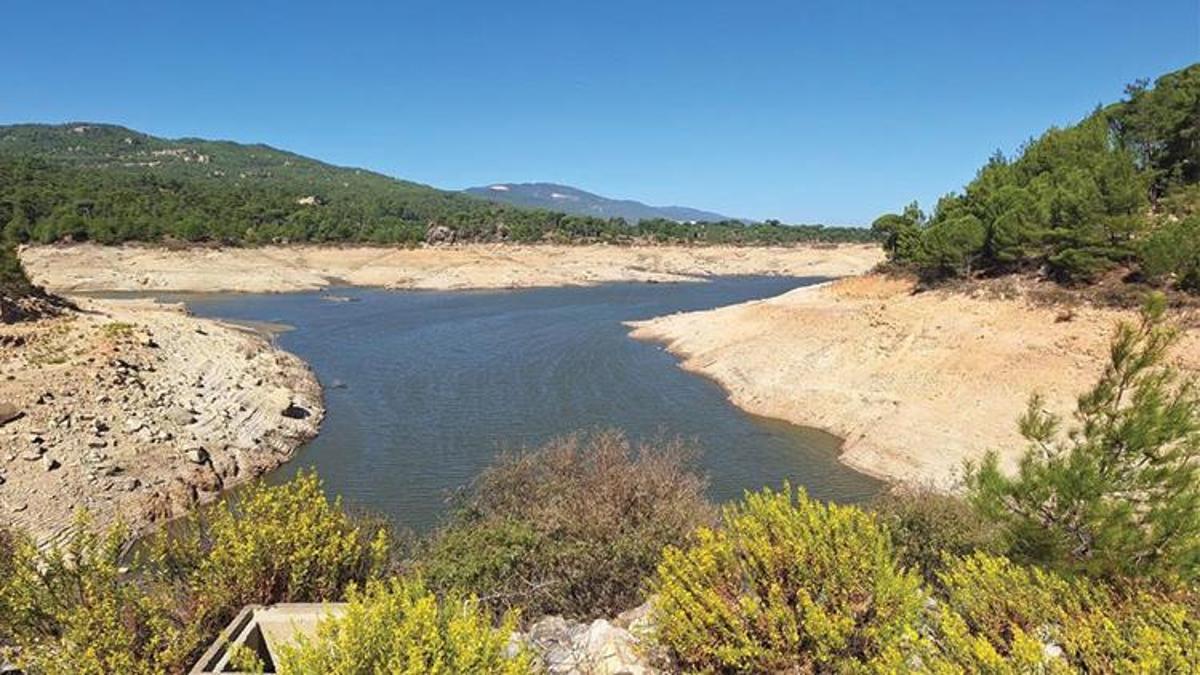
(180, 277, 881, 531)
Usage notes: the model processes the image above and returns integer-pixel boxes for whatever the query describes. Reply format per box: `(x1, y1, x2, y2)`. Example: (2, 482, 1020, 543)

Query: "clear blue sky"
(1, 1, 1197, 224)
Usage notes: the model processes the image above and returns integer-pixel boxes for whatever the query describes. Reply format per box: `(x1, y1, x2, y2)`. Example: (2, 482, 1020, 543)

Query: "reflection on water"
(178, 277, 881, 532)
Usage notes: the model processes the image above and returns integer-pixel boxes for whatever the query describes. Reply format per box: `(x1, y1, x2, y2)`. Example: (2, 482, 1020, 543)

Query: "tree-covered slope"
(0, 123, 875, 246)
(0, 122, 530, 244)
(873, 63, 1200, 291)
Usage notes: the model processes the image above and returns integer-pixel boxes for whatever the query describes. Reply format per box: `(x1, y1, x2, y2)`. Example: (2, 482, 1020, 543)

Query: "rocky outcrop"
(0, 298, 322, 547)
(521, 602, 663, 675)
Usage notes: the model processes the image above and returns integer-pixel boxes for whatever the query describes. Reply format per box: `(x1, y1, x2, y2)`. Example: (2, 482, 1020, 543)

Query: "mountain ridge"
(465, 182, 742, 223)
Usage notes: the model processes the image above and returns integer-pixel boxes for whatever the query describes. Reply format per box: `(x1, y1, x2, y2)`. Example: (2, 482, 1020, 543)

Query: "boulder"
(165, 406, 196, 426)
(281, 403, 311, 420)
(525, 613, 658, 675)
(0, 402, 24, 427)
(425, 224, 457, 245)
(581, 619, 649, 675)
(185, 447, 209, 464)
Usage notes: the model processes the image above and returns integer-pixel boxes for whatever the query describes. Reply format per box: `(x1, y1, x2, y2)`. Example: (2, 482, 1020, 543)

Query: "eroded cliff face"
(0, 298, 322, 547)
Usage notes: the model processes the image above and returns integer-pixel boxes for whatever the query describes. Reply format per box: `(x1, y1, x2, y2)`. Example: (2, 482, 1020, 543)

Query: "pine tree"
(969, 293, 1200, 583)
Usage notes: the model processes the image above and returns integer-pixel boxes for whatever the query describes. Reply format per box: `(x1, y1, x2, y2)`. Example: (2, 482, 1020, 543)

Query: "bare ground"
(20, 243, 885, 293)
(0, 299, 322, 547)
(629, 274, 1200, 488)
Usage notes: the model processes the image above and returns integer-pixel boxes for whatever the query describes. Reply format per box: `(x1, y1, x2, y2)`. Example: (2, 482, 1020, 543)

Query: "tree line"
(0, 124, 876, 248)
(873, 63, 1200, 291)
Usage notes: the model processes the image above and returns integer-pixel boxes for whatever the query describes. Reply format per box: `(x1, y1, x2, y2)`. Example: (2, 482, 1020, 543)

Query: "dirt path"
(629, 275, 1200, 487)
(0, 299, 322, 547)
(21, 243, 884, 293)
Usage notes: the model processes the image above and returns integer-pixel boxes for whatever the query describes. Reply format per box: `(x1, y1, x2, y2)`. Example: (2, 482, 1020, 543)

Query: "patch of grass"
(100, 321, 136, 338)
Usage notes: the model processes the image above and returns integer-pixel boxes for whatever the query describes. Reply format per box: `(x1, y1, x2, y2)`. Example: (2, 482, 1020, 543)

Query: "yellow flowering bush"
(276, 576, 533, 674)
(929, 552, 1200, 673)
(169, 470, 393, 612)
(649, 484, 924, 672)
(0, 518, 202, 674)
(0, 472, 392, 674)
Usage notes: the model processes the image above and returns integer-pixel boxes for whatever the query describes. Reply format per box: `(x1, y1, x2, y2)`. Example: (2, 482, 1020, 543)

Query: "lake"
(179, 277, 881, 532)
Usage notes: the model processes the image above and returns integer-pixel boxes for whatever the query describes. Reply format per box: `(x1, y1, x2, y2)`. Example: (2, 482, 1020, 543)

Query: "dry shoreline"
(630, 275, 1200, 487)
(0, 298, 322, 547)
(21, 243, 885, 294)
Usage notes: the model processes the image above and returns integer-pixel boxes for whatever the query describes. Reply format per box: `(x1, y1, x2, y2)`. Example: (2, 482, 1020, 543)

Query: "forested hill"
(873, 63, 1200, 294)
(0, 123, 875, 247)
(465, 182, 739, 223)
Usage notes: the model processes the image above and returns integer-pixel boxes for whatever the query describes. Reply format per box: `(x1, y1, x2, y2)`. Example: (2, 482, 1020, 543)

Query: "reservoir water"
(179, 277, 881, 532)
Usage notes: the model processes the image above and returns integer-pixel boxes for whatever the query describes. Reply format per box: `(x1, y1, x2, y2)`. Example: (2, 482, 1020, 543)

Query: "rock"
(36, 391, 55, 404)
(281, 403, 311, 420)
(615, 601, 654, 634)
(87, 439, 109, 449)
(84, 449, 107, 462)
(42, 456, 61, 471)
(21, 448, 45, 461)
(27, 433, 44, 445)
(0, 402, 24, 428)
(185, 447, 209, 464)
(525, 614, 657, 675)
(0, 473, 6, 486)
(165, 407, 196, 426)
(580, 619, 650, 675)
(426, 224, 457, 245)
(124, 418, 146, 433)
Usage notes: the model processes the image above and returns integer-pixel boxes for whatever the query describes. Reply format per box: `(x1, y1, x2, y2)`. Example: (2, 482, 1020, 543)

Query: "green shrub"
(968, 295, 1200, 583)
(930, 552, 1200, 673)
(871, 485, 1002, 584)
(1140, 215, 1200, 291)
(276, 576, 533, 674)
(649, 485, 924, 672)
(419, 430, 715, 620)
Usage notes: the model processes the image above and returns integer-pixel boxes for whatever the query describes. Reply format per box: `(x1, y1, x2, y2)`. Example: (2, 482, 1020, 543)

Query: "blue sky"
(1, 1, 1197, 224)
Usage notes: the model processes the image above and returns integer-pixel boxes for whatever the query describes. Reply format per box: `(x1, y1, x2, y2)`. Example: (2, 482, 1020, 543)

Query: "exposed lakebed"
(176, 277, 880, 531)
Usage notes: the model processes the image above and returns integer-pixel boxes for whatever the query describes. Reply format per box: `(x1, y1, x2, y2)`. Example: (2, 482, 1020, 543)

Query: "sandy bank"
(629, 275, 1200, 487)
(21, 243, 884, 294)
(0, 299, 322, 547)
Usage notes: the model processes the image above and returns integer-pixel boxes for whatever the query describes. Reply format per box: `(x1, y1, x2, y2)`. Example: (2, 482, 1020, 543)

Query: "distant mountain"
(464, 182, 740, 223)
